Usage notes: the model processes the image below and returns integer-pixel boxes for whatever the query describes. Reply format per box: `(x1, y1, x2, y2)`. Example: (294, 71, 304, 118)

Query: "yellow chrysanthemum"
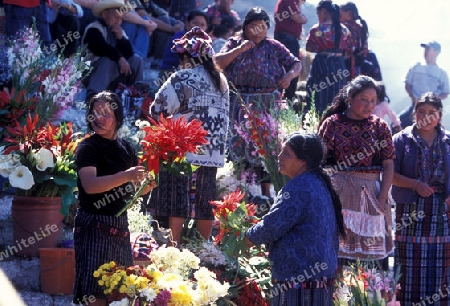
(100, 263, 110, 270)
(160, 272, 182, 283)
(98, 280, 104, 286)
(170, 283, 194, 305)
(109, 261, 116, 269)
(147, 269, 163, 282)
(125, 274, 137, 287)
(93, 271, 100, 278)
(119, 285, 127, 293)
(136, 276, 149, 289)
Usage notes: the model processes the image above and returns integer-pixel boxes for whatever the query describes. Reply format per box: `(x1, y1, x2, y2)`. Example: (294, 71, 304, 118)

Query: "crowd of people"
(1, 0, 450, 305)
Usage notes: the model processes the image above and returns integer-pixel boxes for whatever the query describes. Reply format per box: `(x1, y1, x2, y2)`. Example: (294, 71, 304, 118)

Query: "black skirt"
(149, 166, 217, 220)
(73, 209, 133, 303)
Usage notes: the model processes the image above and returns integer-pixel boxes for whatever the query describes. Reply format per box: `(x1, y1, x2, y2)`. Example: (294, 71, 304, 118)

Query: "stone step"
(0, 195, 74, 305)
(19, 291, 73, 306)
(1, 255, 74, 306)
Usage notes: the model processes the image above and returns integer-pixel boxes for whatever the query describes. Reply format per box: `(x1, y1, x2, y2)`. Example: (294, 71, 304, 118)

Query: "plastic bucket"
(39, 248, 75, 295)
(11, 196, 64, 257)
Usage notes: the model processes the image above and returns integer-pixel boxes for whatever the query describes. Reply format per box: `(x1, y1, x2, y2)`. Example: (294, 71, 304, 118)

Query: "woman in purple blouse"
(215, 6, 301, 197)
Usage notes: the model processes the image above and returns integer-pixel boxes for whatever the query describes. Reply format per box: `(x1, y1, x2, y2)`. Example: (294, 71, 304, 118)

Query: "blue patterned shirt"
(246, 171, 339, 281)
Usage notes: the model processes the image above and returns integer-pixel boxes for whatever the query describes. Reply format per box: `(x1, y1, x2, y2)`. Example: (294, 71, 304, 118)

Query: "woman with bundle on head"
(305, 0, 351, 116)
(340, 2, 369, 79)
(159, 10, 209, 79)
(215, 6, 302, 197)
(318, 75, 395, 270)
(73, 91, 156, 306)
(392, 92, 450, 304)
(149, 27, 229, 247)
(245, 133, 345, 305)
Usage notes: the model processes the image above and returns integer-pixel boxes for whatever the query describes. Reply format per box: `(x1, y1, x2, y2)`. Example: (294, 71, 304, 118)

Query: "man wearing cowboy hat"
(82, 0, 144, 101)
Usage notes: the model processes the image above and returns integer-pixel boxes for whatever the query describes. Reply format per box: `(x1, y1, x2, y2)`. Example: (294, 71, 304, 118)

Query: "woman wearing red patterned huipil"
(305, 0, 351, 116)
(340, 2, 369, 79)
(318, 75, 395, 269)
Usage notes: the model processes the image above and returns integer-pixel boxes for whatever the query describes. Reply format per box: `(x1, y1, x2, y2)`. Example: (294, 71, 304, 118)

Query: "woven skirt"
(395, 192, 450, 305)
(306, 53, 347, 115)
(331, 171, 393, 261)
(149, 166, 217, 220)
(270, 278, 335, 306)
(148, 170, 191, 219)
(73, 209, 133, 303)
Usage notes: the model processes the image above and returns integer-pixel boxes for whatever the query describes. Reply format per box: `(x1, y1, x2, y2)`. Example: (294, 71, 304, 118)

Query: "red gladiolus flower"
(210, 189, 245, 219)
(139, 114, 208, 174)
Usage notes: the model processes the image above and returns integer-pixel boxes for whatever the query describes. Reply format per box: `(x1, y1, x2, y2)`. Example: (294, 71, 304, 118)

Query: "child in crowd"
(374, 83, 402, 134)
(211, 24, 229, 53)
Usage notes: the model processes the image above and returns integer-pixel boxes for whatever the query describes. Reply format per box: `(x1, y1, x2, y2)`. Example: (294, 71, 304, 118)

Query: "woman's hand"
(415, 181, 435, 198)
(142, 178, 157, 195)
(244, 236, 254, 248)
(238, 40, 255, 53)
(277, 62, 301, 89)
(125, 166, 148, 183)
(277, 72, 294, 89)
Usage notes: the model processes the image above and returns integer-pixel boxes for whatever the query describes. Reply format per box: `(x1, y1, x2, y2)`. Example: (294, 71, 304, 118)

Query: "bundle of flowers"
(183, 240, 228, 269)
(115, 114, 208, 216)
(210, 190, 259, 258)
(210, 190, 272, 303)
(234, 105, 289, 193)
(0, 114, 86, 215)
(334, 260, 401, 306)
(232, 95, 305, 193)
(94, 246, 230, 306)
(140, 114, 208, 176)
(2, 25, 90, 129)
(184, 233, 271, 306)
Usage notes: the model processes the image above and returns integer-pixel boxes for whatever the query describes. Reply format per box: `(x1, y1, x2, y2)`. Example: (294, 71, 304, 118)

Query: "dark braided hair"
(340, 2, 369, 48)
(178, 52, 226, 93)
(86, 91, 124, 133)
(284, 133, 346, 238)
(319, 75, 378, 126)
(317, 0, 341, 50)
(414, 92, 443, 129)
(241, 7, 270, 40)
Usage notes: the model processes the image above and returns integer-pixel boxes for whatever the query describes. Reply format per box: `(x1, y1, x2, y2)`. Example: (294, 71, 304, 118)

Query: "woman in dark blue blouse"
(245, 133, 345, 306)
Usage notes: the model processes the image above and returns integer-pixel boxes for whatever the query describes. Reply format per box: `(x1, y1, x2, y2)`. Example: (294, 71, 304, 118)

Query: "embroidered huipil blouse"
(318, 113, 395, 172)
(150, 65, 229, 167)
(220, 37, 300, 93)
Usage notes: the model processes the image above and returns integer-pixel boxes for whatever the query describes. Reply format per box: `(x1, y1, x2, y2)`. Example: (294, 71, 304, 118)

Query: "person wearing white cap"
(400, 40, 449, 128)
(82, 0, 144, 102)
